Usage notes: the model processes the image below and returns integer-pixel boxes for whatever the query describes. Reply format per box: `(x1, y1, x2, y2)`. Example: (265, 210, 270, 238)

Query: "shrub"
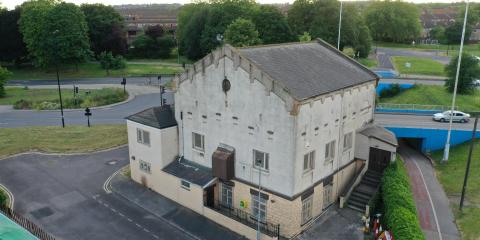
(13, 99, 32, 109)
(380, 159, 424, 240)
(380, 83, 403, 98)
(34, 101, 60, 110)
(0, 190, 6, 207)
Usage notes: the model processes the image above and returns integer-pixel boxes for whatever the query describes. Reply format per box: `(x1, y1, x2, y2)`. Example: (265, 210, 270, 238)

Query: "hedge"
(380, 159, 425, 240)
(0, 189, 6, 207)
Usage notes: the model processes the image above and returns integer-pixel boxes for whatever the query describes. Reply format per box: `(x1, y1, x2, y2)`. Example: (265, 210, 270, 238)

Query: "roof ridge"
(238, 41, 315, 50)
(314, 38, 379, 81)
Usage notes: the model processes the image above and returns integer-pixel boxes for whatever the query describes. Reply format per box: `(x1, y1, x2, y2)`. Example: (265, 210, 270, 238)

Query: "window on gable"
(137, 128, 150, 146)
(303, 151, 315, 172)
(253, 150, 269, 171)
(343, 132, 353, 151)
(192, 132, 205, 152)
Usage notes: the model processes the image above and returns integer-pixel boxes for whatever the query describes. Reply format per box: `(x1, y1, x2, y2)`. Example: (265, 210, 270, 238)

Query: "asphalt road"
(375, 113, 475, 130)
(399, 143, 460, 240)
(376, 47, 451, 70)
(7, 76, 174, 86)
(0, 147, 194, 240)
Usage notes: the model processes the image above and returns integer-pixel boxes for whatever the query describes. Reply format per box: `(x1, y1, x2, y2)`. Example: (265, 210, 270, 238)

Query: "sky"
(1, 0, 477, 10)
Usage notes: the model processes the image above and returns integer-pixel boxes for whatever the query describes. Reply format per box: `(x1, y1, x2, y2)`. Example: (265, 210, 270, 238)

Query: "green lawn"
(7, 62, 182, 80)
(357, 58, 377, 68)
(376, 42, 480, 57)
(379, 85, 480, 111)
(431, 141, 480, 239)
(0, 87, 128, 110)
(0, 125, 127, 158)
(391, 56, 446, 76)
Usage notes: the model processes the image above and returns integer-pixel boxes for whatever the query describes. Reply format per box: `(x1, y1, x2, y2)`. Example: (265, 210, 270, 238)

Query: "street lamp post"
(255, 159, 262, 240)
(53, 29, 65, 128)
(337, 1, 343, 50)
(443, 0, 470, 163)
(460, 114, 478, 211)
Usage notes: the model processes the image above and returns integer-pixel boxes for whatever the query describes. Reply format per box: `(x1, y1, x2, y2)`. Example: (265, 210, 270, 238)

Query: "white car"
(433, 110, 470, 123)
(473, 79, 480, 87)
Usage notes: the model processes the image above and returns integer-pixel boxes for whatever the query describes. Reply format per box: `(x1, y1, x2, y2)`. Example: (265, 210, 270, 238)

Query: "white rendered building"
(126, 40, 397, 239)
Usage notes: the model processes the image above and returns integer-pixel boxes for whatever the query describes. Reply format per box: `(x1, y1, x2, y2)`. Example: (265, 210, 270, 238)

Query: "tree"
(308, 0, 340, 45)
(429, 26, 446, 43)
(252, 5, 295, 44)
(130, 34, 175, 59)
(445, 54, 480, 94)
(287, 0, 315, 35)
(20, 0, 91, 68)
(157, 35, 176, 58)
(0, 7, 28, 63)
(178, 4, 209, 60)
(299, 32, 312, 42)
(365, 1, 421, 43)
(445, 21, 472, 45)
(145, 25, 164, 39)
(0, 65, 11, 98)
(224, 18, 261, 47)
(81, 4, 127, 56)
(99, 51, 126, 75)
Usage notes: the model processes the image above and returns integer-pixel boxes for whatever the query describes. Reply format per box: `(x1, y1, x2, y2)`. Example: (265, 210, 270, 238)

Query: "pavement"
(399, 143, 460, 240)
(111, 172, 246, 240)
(295, 205, 365, 240)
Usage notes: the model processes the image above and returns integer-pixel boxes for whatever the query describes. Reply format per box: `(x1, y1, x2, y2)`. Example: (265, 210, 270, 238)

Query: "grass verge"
(391, 56, 446, 76)
(379, 84, 480, 112)
(0, 87, 128, 110)
(0, 125, 127, 158)
(431, 140, 480, 240)
(357, 58, 377, 68)
(7, 62, 182, 80)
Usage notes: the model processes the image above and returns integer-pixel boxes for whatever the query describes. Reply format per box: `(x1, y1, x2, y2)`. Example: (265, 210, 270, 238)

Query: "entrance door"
(323, 183, 333, 209)
(204, 184, 215, 208)
(368, 147, 391, 173)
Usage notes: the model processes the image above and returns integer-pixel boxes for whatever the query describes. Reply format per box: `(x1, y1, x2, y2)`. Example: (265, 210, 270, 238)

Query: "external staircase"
(346, 170, 382, 212)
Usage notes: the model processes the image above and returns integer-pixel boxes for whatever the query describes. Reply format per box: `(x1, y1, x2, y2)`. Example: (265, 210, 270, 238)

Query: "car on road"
(473, 79, 480, 87)
(433, 110, 470, 123)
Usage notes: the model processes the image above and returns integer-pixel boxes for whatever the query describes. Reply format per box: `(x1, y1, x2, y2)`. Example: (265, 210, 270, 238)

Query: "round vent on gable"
(222, 77, 231, 93)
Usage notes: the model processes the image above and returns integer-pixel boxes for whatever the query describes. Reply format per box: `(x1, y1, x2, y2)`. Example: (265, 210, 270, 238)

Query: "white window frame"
(192, 132, 205, 152)
(251, 193, 267, 223)
(325, 140, 336, 164)
(303, 151, 315, 173)
(253, 150, 269, 171)
(221, 183, 233, 208)
(301, 195, 313, 225)
(136, 128, 150, 146)
(181, 180, 191, 191)
(139, 160, 151, 174)
(343, 132, 353, 151)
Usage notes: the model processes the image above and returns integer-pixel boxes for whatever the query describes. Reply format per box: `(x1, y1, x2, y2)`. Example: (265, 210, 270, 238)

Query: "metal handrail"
(0, 205, 55, 240)
(377, 103, 457, 111)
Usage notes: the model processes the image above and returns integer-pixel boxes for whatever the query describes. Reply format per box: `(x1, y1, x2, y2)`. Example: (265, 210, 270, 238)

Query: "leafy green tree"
(81, 4, 127, 56)
(365, 1, 421, 42)
(287, 0, 315, 35)
(99, 51, 126, 75)
(130, 34, 175, 59)
(145, 25, 165, 39)
(429, 26, 446, 43)
(0, 66, 11, 98)
(299, 32, 312, 42)
(157, 35, 176, 58)
(225, 18, 262, 47)
(178, 5, 209, 60)
(20, 0, 91, 68)
(0, 7, 28, 64)
(341, 4, 372, 58)
(252, 5, 295, 44)
(308, 0, 340, 44)
(445, 21, 472, 45)
(445, 54, 480, 94)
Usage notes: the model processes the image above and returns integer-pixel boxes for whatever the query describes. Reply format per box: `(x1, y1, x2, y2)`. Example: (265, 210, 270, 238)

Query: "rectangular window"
(301, 196, 313, 225)
(303, 151, 315, 172)
(221, 184, 233, 208)
(253, 150, 269, 171)
(192, 132, 205, 152)
(343, 132, 353, 151)
(136, 128, 150, 146)
(325, 140, 336, 164)
(252, 193, 267, 223)
(181, 180, 190, 190)
(139, 160, 151, 174)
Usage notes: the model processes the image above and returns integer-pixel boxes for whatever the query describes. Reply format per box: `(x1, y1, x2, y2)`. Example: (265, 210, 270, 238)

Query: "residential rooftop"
(126, 105, 177, 129)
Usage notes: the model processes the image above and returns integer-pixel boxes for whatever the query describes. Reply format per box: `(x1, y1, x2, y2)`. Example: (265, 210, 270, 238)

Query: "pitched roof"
(126, 105, 177, 129)
(163, 157, 215, 186)
(238, 40, 378, 100)
(360, 124, 398, 147)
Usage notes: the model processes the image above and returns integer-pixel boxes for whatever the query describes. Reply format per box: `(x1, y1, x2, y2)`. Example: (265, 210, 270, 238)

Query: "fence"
(207, 200, 280, 238)
(0, 205, 55, 240)
(376, 103, 456, 112)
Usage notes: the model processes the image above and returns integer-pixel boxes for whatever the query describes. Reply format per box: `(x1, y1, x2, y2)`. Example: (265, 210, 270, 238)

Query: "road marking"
(118, 213, 124, 217)
(143, 228, 150, 233)
(127, 218, 132, 222)
(405, 152, 443, 240)
(135, 223, 142, 228)
(152, 234, 159, 239)
(110, 208, 117, 213)
(103, 165, 129, 193)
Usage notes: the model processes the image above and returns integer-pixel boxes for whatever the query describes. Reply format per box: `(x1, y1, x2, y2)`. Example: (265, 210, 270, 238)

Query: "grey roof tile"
(126, 105, 177, 129)
(163, 157, 215, 186)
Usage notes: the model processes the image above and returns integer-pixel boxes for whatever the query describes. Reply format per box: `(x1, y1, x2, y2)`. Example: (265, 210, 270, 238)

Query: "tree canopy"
(19, 0, 91, 68)
(0, 7, 28, 63)
(445, 54, 480, 94)
(224, 18, 262, 47)
(364, 1, 421, 43)
(81, 4, 127, 56)
(0, 65, 11, 98)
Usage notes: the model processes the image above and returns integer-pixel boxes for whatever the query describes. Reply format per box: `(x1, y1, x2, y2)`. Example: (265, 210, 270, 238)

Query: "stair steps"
(346, 170, 383, 213)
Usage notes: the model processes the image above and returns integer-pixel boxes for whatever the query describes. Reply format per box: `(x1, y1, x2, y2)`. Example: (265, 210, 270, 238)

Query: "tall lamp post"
(337, 1, 343, 50)
(53, 29, 65, 128)
(255, 159, 262, 240)
(460, 113, 478, 211)
(443, 0, 470, 163)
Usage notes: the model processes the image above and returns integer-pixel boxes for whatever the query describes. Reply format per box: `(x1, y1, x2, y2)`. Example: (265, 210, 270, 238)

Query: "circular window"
(222, 78, 231, 93)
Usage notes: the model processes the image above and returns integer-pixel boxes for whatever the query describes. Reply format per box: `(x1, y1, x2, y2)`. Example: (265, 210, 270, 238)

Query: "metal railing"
(206, 200, 280, 238)
(0, 205, 55, 240)
(376, 103, 457, 111)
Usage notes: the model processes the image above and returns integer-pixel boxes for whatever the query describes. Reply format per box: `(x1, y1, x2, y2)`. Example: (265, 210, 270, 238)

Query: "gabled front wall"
(174, 55, 297, 196)
(294, 82, 376, 195)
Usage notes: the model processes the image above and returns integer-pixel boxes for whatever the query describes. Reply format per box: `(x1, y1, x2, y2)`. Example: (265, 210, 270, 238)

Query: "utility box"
(212, 145, 235, 181)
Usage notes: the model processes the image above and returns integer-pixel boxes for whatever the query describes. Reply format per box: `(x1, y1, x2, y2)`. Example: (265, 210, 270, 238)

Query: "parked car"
(433, 110, 470, 123)
(473, 79, 480, 87)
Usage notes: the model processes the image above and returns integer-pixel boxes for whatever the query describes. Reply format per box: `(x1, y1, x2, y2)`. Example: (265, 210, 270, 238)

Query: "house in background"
(126, 40, 397, 239)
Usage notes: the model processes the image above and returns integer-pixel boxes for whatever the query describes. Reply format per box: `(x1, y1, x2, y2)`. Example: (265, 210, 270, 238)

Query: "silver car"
(433, 110, 470, 123)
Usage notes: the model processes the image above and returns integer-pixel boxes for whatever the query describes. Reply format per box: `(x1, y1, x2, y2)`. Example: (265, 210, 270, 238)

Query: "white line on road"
(405, 152, 443, 240)
(103, 165, 128, 194)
